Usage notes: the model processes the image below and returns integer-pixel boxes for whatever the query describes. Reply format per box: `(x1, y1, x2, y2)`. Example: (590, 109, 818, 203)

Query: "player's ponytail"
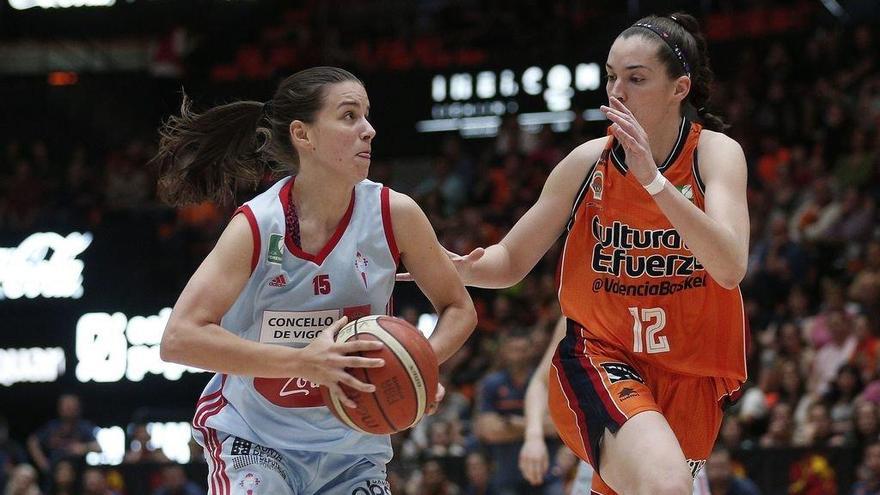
(621, 12, 728, 132)
(153, 96, 271, 205)
(153, 66, 362, 205)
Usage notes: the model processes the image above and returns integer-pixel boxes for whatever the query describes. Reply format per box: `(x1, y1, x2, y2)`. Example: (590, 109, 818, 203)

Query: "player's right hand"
(518, 436, 550, 486)
(297, 316, 386, 409)
(395, 246, 485, 284)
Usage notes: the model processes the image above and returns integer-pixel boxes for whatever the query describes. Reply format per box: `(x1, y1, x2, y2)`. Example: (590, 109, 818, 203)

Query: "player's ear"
(673, 76, 690, 103)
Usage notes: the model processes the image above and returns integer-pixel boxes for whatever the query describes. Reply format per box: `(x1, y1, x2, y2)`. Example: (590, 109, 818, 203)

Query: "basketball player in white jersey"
(518, 317, 711, 495)
(154, 67, 477, 494)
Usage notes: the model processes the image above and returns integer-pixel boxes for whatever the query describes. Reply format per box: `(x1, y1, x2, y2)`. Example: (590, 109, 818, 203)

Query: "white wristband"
(642, 171, 667, 195)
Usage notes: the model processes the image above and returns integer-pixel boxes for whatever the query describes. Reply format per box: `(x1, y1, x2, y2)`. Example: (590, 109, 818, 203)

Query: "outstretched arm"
(460, 138, 608, 288)
(390, 191, 477, 364)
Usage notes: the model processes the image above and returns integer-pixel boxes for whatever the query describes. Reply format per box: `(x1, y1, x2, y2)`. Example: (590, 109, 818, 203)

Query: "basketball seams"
(354, 318, 402, 433)
(332, 316, 429, 432)
(379, 317, 436, 426)
(364, 322, 427, 428)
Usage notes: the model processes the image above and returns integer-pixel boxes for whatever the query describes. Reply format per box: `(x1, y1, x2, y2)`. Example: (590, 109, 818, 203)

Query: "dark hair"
(153, 66, 362, 205)
(619, 13, 727, 132)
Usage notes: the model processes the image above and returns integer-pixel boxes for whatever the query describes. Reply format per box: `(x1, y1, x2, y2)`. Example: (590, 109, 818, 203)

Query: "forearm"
(428, 299, 477, 364)
(524, 380, 548, 441)
(27, 439, 49, 471)
(160, 321, 301, 377)
(466, 244, 523, 288)
(652, 185, 746, 288)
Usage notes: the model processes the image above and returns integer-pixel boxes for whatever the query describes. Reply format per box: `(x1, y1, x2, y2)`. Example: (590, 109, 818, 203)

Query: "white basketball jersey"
(193, 176, 398, 458)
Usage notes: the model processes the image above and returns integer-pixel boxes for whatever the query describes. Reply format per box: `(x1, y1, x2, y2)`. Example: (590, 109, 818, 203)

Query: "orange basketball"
(320, 315, 439, 435)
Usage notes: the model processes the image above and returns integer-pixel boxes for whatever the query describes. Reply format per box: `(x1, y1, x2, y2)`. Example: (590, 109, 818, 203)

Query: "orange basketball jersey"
(558, 119, 747, 382)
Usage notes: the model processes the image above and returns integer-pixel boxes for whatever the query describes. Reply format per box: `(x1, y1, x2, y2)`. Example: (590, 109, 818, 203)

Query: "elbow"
(159, 324, 185, 364)
(715, 261, 747, 290)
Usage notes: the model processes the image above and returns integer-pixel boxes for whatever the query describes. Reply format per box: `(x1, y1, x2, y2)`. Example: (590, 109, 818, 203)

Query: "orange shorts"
(548, 319, 738, 495)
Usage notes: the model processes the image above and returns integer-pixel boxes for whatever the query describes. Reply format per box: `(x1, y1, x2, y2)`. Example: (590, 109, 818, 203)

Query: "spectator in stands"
(0, 417, 25, 492)
(474, 329, 549, 494)
(706, 447, 761, 495)
(27, 395, 100, 476)
(123, 424, 169, 464)
(80, 469, 118, 495)
(152, 465, 202, 495)
(852, 442, 880, 495)
(461, 451, 491, 495)
(405, 459, 461, 495)
(853, 402, 880, 454)
(795, 403, 841, 447)
(810, 310, 858, 396)
(3, 464, 40, 495)
(759, 403, 795, 448)
(48, 460, 75, 495)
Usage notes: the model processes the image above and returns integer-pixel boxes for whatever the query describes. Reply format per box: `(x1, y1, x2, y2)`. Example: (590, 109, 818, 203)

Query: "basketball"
(320, 315, 439, 435)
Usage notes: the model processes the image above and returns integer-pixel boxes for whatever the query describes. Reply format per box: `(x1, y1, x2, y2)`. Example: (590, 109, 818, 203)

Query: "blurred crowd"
(2, 11, 880, 495)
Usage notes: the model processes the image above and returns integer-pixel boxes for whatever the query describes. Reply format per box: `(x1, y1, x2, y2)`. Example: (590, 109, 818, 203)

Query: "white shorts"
(200, 430, 390, 495)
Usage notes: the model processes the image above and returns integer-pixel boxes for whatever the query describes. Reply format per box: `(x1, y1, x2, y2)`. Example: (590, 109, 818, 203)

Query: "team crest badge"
(239, 472, 261, 494)
(355, 251, 369, 288)
(267, 233, 284, 264)
(590, 171, 604, 200)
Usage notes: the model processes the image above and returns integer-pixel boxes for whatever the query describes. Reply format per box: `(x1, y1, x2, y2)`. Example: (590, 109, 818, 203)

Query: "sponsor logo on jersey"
(600, 362, 644, 384)
(618, 387, 639, 401)
(590, 216, 705, 278)
(351, 479, 392, 495)
(676, 184, 694, 202)
(267, 233, 284, 264)
(590, 170, 604, 200)
(259, 309, 340, 345)
(268, 274, 287, 287)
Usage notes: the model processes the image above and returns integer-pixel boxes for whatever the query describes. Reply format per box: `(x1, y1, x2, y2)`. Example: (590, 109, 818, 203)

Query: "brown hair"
(153, 66, 362, 205)
(620, 13, 727, 131)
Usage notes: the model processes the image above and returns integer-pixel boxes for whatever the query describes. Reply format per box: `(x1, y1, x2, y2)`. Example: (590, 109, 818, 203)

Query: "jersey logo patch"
(590, 170, 604, 200)
(268, 274, 287, 287)
(676, 184, 694, 202)
(600, 362, 644, 384)
(267, 233, 284, 264)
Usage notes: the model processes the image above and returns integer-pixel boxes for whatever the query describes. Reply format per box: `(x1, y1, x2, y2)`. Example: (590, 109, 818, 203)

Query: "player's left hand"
(426, 383, 446, 415)
(600, 96, 658, 186)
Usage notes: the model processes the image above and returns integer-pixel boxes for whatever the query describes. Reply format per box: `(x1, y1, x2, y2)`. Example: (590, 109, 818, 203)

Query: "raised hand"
(600, 96, 658, 186)
(297, 316, 386, 409)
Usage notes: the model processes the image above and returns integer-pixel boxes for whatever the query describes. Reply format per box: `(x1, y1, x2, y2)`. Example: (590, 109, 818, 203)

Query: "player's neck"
(291, 170, 354, 229)
(646, 113, 685, 168)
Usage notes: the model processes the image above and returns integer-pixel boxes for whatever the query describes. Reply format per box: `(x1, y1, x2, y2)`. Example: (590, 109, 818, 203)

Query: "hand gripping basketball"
(297, 316, 386, 409)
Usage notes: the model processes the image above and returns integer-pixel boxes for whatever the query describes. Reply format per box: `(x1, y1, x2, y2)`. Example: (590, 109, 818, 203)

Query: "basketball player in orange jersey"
(519, 316, 712, 494)
(155, 67, 476, 494)
(415, 13, 749, 495)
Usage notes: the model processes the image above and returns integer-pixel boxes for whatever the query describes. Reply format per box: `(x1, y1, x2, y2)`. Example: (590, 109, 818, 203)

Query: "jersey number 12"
(628, 307, 670, 354)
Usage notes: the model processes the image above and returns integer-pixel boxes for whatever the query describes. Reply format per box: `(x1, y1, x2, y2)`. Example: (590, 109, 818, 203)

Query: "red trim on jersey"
(233, 205, 260, 273)
(278, 177, 356, 266)
(380, 187, 400, 264)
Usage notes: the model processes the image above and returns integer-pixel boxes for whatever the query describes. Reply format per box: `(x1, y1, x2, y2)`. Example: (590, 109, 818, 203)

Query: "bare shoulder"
(387, 188, 420, 216)
(697, 129, 746, 181)
(546, 136, 609, 192)
(558, 136, 609, 173)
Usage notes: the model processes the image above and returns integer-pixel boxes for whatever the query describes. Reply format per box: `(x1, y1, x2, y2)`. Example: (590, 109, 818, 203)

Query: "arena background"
(1, 1, 879, 494)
